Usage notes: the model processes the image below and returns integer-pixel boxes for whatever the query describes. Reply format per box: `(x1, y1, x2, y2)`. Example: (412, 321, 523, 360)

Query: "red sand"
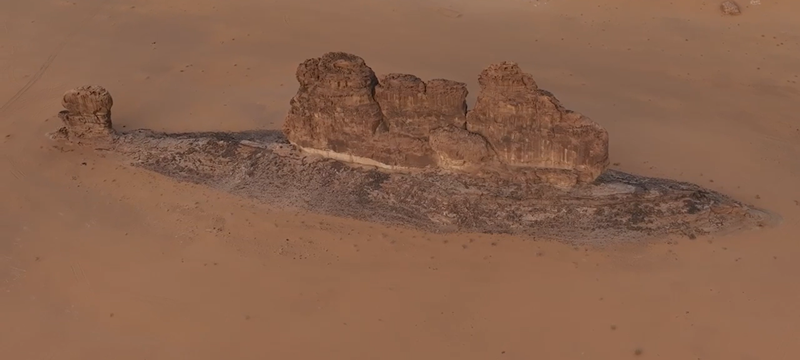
(1, 0, 799, 358)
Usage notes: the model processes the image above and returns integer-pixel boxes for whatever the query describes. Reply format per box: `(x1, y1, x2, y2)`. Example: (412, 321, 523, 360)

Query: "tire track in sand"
(0, 0, 110, 118)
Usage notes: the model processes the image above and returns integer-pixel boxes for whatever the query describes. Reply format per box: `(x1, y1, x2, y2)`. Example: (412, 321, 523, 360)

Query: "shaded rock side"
(374, 74, 468, 138)
(466, 62, 609, 184)
(429, 125, 494, 170)
(282, 52, 385, 153)
(54, 85, 115, 140)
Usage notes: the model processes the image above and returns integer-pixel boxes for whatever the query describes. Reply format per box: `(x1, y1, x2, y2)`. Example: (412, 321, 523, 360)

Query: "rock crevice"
(53, 85, 115, 141)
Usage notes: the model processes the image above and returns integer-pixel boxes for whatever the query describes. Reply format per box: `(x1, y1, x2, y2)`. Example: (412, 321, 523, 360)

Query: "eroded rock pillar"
(55, 85, 115, 140)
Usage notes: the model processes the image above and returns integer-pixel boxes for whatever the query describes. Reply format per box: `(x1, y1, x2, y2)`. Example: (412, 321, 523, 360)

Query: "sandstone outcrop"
(466, 62, 609, 184)
(283, 52, 384, 152)
(374, 74, 468, 137)
(46, 81, 778, 241)
(54, 85, 115, 140)
(283, 52, 609, 187)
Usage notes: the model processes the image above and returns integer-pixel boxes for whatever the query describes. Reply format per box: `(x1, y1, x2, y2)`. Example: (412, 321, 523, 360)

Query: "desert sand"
(1, 0, 799, 359)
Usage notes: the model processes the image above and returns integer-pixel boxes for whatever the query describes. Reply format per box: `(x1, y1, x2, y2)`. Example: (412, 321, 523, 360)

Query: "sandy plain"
(1, 0, 799, 359)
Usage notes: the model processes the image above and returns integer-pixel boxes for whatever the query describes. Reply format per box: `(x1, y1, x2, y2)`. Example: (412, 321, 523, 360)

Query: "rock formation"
(374, 74, 468, 138)
(47, 72, 778, 241)
(282, 52, 609, 187)
(53, 85, 115, 140)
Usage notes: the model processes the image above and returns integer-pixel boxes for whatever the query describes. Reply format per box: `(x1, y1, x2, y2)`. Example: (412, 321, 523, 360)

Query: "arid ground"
(2, 0, 799, 358)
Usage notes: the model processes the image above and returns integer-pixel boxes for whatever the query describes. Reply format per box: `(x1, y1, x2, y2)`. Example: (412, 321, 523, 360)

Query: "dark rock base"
(101, 129, 778, 244)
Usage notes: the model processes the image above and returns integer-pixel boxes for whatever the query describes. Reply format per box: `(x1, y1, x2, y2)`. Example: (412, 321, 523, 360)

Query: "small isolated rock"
(720, 1, 741, 15)
(53, 85, 115, 141)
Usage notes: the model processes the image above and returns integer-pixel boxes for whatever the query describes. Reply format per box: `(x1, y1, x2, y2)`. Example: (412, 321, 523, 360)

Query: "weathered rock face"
(55, 85, 115, 139)
(283, 52, 385, 153)
(106, 129, 777, 243)
(720, 1, 741, 15)
(374, 74, 468, 138)
(429, 125, 494, 170)
(466, 62, 609, 184)
(283, 52, 609, 187)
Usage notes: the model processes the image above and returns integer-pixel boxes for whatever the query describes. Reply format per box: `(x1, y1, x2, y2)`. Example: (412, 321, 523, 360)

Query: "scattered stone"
(720, 1, 741, 15)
